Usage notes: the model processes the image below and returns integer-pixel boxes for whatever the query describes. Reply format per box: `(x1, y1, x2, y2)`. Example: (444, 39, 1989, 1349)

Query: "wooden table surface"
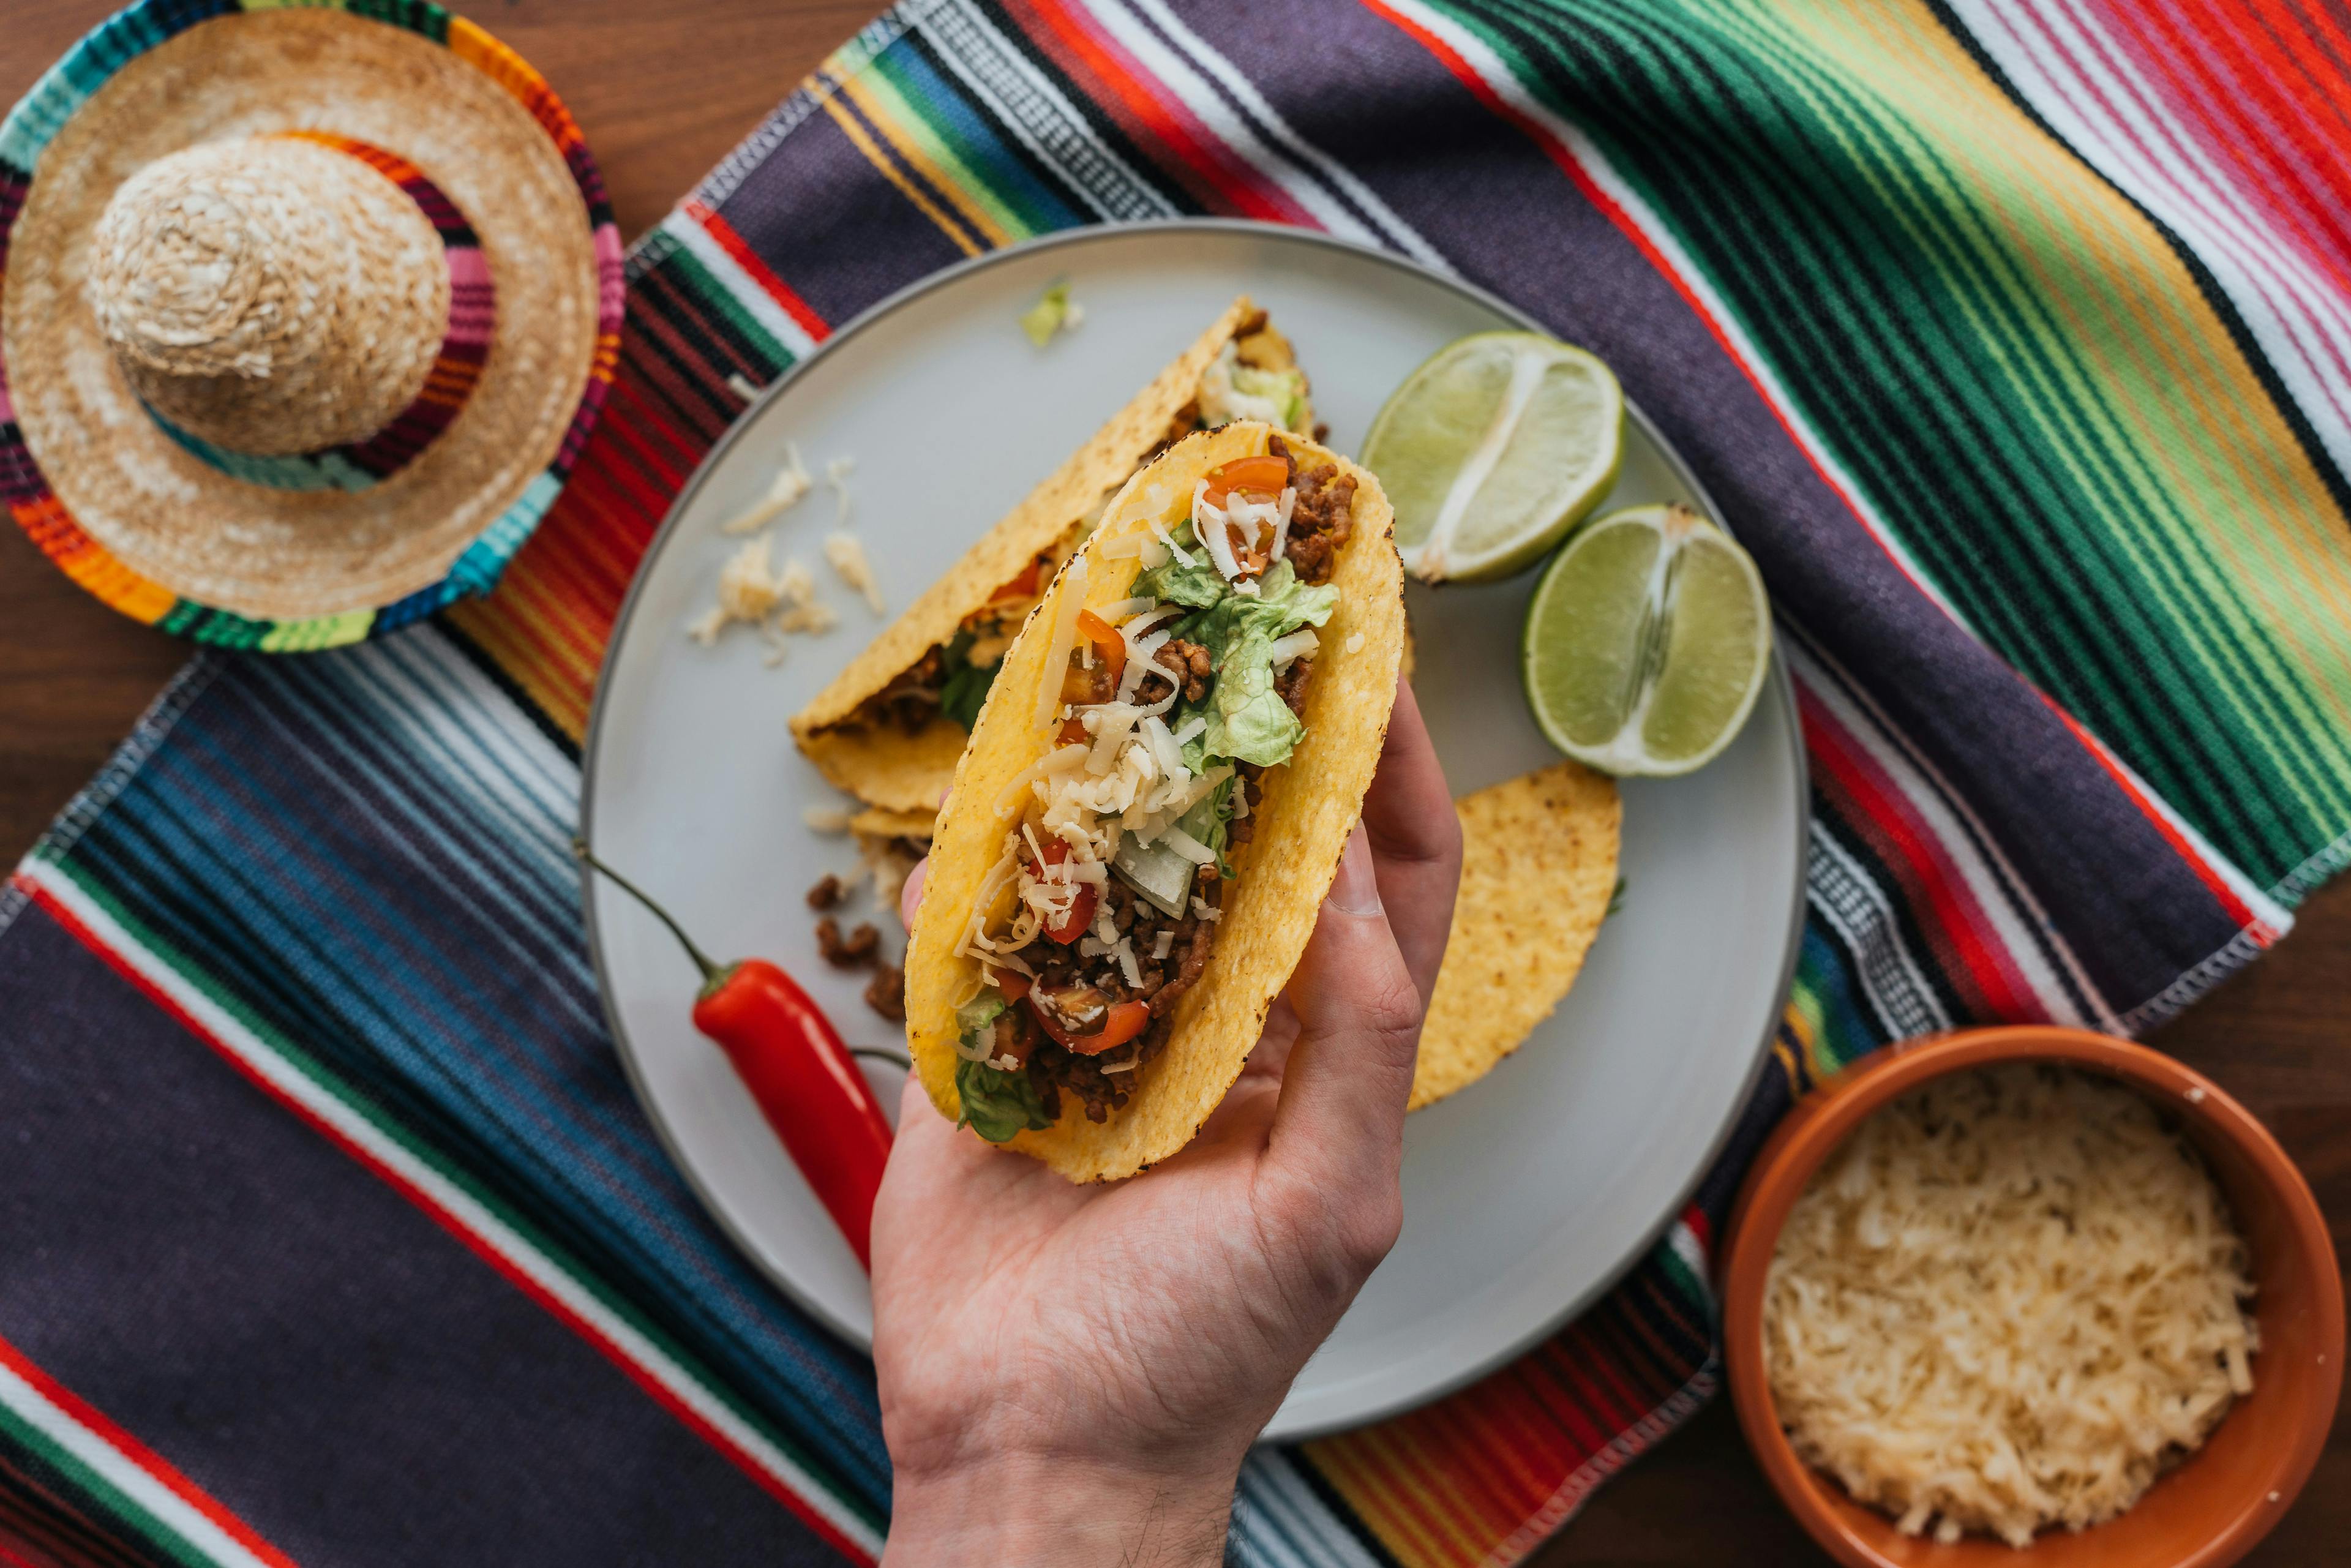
(3, 2, 2343, 1562)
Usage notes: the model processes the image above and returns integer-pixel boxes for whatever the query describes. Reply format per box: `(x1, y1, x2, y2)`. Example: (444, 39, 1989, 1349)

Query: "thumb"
(899, 857, 928, 932)
(1266, 825, 1425, 1191)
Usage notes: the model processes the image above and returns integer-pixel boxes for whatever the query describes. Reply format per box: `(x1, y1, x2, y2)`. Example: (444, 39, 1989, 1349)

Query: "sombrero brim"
(0, 1, 623, 650)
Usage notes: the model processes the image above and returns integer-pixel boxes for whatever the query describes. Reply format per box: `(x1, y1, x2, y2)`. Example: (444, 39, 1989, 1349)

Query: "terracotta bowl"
(1720, 1027, 2342, 1568)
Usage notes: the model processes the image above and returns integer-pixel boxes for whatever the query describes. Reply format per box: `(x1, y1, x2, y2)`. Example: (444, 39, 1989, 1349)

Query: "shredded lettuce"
(1130, 522, 1228, 609)
(937, 630, 997, 731)
(956, 992, 1008, 1035)
(954, 994, 1048, 1142)
(956, 1057, 1052, 1143)
(1019, 281, 1076, 348)
(1178, 560, 1337, 653)
(1201, 628, 1305, 767)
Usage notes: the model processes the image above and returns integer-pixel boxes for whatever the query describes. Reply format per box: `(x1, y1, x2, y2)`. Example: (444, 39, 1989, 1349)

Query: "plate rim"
(578, 217, 1810, 1438)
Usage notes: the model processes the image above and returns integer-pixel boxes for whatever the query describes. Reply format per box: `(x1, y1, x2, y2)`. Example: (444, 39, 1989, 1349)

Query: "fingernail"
(1327, 826, 1381, 916)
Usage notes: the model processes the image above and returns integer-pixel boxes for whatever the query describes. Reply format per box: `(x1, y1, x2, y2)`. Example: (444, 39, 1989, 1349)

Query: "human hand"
(869, 678, 1460, 1566)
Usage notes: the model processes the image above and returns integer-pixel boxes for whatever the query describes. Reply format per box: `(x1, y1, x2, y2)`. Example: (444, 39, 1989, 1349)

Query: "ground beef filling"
(1267, 437, 1354, 588)
(997, 865, 1224, 1124)
(858, 646, 947, 734)
(984, 437, 1349, 1126)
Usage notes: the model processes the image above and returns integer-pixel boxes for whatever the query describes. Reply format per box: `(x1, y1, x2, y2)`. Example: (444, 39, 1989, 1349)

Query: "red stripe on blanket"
(0, 1333, 298, 1568)
(10, 876, 877, 1568)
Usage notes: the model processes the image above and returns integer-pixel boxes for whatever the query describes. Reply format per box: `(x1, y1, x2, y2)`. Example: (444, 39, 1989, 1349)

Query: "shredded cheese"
(1268, 628, 1318, 669)
(1765, 1065, 2259, 1548)
(1194, 482, 1245, 581)
(824, 456, 855, 524)
(1033, 558, 1089, 728)
(688, 534, 793, 643)
(717, 444, 811, 535)
(825, 533, 886, 615)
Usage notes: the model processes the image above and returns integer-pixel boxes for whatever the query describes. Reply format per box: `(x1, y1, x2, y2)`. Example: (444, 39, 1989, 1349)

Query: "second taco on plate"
(905, 421, 1404, 1181)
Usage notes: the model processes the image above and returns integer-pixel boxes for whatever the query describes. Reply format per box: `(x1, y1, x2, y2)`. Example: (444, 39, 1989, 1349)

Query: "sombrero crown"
(0, 1, 621, 650)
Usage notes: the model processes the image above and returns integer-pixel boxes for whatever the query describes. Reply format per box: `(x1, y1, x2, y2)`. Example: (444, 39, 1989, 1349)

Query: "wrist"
(883, 1452, 1235, 1567)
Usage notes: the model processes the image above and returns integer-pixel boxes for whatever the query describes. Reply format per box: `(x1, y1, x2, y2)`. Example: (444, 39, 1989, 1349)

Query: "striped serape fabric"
(5, 1, 2349, 1564)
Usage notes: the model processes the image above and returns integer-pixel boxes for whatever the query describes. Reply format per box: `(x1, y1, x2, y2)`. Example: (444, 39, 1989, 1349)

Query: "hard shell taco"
(791, 298, 1316, 814)
(904, 421, 1405, 1182)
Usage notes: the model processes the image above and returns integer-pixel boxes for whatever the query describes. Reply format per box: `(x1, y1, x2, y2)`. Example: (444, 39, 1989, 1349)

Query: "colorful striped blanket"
(5, 2, 2348, 1564)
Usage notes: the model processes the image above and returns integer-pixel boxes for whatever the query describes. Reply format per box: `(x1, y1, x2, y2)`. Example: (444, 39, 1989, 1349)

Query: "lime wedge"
(1522, 503, 1772, 776)
(1362, 332, 1624, 583)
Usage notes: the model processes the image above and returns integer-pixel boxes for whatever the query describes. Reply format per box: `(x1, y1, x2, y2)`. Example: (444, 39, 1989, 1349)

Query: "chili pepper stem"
(572, 836, 726, 988)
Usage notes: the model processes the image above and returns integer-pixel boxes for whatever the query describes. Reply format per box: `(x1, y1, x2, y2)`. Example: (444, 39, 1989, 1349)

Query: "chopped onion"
(1033, 557, 1088, 728)
(1268, 628, 1319, 669)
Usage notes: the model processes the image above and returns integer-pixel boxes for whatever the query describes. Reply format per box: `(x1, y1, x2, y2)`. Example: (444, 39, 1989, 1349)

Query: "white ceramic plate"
(581, 222, 1805, 1442)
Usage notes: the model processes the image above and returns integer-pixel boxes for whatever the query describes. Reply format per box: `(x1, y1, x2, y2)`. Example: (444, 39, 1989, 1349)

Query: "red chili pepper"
(576, 842, 893, 1270)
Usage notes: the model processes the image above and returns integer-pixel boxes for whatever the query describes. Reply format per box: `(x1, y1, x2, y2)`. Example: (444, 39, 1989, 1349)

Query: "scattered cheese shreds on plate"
(689, 535, 839, 658)
(825, 456, 855, 525)
(719, 444, 811, 535)
(825, 533, 886, 615)
(689, 534, 793, 644)
(1764, 1064, 2259, 1548)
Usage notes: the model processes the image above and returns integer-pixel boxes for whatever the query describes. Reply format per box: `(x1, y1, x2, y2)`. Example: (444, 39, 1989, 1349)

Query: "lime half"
(1362, 331, 1624, 583)
(1522, 503, 1772, 777)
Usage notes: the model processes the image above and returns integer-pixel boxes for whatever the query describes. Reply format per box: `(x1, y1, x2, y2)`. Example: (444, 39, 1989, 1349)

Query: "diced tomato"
(1074, 609, 1126, 685)
(1022, 991, 1151, 1055)
(1063, 1000, 1152, 1056)
(1029, 839, 1097, 945)
(995, 970, 1032, 1003)
(987, 558, 1046, 606)
(1057, 717, 1090, 746)
(1202, 454, 1290, 508)
(1219, 517, 1271, 574)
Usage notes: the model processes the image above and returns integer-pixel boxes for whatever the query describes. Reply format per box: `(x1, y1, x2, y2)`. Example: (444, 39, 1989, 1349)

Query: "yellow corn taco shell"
(906, 422, 1404, 1181)
(790, 296, 1307, 814)
(1407, 762, 1620, 1110)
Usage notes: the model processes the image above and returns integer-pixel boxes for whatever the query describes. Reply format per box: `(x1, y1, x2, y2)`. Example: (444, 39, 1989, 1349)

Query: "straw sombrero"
(0, 1, 623, 651)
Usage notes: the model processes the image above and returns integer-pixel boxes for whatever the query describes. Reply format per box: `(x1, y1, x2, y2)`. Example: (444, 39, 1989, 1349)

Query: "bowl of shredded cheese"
(1722, 1028, 2341, 1567)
